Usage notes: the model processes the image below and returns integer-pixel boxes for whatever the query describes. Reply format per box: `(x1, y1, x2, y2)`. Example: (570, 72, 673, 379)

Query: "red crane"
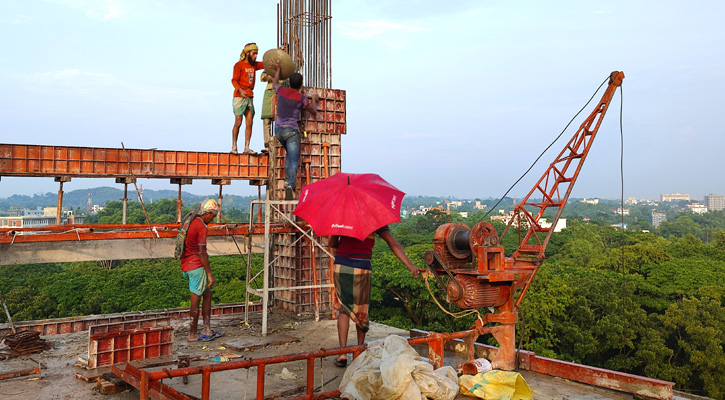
(424, 71, 625, 370)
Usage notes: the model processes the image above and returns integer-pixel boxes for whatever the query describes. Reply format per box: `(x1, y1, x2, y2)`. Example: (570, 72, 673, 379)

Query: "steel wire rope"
(217, 212, 262, 293)
(474, 73, 613, 369)
(477, 75, 610, 223)
(617, 85, 628, 329)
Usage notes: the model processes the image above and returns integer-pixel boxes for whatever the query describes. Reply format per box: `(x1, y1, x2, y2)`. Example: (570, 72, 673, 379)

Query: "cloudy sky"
(1, 0, 723, 201)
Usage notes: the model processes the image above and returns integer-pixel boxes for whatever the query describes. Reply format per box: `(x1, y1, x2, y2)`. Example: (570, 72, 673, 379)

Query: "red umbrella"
(293, 172, 405, 241)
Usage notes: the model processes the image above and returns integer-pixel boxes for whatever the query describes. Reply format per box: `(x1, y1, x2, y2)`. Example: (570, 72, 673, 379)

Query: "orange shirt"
(232, 60, 264, 97)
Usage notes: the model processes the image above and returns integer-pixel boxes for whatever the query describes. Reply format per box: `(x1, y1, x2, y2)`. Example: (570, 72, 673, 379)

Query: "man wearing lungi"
(231, 43, 264, 155)
(328, 226, 422, 367)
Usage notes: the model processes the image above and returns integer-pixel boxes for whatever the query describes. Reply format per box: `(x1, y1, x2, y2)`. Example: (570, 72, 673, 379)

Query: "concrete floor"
(0, 309, 647, 400)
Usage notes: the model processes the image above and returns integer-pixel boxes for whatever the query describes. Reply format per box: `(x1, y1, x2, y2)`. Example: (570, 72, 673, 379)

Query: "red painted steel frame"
(0, 302, 262, 338)
(0, 222, 295, 244)
(112, 330, 480, 400)
(415, 330, 675, 400)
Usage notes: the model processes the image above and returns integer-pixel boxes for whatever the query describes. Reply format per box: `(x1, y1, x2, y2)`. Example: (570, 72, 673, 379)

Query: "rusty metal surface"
(0, 144, 268, 179)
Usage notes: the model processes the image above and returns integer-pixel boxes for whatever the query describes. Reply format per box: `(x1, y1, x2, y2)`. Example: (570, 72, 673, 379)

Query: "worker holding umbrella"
(293, 173, 423, 368)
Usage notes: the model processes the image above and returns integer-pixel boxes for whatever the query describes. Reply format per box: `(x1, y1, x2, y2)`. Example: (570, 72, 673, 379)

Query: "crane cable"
(478, 75, 610, 223)
(618, 85, 627, 320)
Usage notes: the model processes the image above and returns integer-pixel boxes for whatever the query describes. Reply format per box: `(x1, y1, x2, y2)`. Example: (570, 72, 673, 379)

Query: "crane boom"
(505, 71, 625, 261)
(423, 71, 625, 371)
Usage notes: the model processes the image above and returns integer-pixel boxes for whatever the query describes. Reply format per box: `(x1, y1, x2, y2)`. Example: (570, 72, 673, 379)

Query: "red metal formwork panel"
(88, 317, 173, 369)
(0, 144, 268, 180)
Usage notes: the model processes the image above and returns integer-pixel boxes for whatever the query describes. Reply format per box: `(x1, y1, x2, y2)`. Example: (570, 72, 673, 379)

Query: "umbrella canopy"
(293, 173, 405, 241)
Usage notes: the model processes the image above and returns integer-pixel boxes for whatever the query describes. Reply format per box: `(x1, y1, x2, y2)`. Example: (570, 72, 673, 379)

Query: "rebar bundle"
(278, 0, 333, 89)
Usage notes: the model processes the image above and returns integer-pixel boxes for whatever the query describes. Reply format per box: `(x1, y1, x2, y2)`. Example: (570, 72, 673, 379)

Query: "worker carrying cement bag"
(459, 370, 533, 400)
(339, 335, 459, 400)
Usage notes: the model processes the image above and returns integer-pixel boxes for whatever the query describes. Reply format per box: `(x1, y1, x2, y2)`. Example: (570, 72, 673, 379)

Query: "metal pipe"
(256, 364, 266, 400)
(176, 183, 183, 223)
(306, 357, 314, 396)
(122, 183, 128, 225)
(217, 185, 223, 224)
(56, 181, 64, 225)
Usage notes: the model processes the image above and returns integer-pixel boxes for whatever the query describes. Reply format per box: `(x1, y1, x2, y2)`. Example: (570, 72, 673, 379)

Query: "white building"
(0, 208, 83, 228)
(661, 193, 690, 202)
(688, 203, 708, 215)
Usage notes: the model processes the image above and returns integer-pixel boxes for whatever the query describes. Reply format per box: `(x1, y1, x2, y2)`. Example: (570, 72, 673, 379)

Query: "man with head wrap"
(179, 198, 223, 341)
(231, 43, 264, 155)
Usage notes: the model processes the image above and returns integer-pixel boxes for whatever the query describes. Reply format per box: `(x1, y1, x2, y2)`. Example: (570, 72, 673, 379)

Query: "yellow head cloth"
(199, 198, 219, 215)
(240, 43, 259, 61)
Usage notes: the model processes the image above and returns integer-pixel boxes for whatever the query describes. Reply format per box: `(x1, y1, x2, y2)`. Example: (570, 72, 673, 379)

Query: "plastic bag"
(459, 370, 533, 400)
(339, 335, 458, 400)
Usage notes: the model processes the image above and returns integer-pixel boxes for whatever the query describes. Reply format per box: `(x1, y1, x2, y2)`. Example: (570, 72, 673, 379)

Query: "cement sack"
(339, 335, 458, 400)
(459, 370, 533, 400)
(262, 49, 296, 80)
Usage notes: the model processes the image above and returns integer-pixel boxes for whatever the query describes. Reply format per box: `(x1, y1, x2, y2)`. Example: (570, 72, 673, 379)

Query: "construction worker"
(231, 43, 264, 155)
(271, 61, 319, 200)
(179, 198, 223, 342)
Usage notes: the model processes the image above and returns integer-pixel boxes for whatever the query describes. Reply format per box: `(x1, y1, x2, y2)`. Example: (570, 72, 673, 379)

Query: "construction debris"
(1, 330, 49, 357)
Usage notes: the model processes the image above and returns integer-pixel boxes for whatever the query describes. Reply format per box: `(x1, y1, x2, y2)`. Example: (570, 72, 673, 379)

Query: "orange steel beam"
(0, 144, 268, 180)
(0, 222, 295, 244)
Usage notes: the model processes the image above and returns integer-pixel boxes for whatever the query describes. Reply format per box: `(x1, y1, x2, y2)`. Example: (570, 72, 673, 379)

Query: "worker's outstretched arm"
(379, 230, 422, 277)
(272, 61, 282, 88)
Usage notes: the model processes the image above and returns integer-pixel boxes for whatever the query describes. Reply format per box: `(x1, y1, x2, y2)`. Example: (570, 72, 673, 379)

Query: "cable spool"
(444, 223, 471, 259)
(262, 49, 296, 80)
(447, 275, 510, 309)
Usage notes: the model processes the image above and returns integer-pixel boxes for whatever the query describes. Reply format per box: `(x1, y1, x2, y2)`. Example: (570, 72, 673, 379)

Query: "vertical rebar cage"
(278, 0, 333, 89)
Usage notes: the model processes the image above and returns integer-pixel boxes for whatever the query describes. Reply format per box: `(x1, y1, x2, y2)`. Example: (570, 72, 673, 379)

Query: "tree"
(659, 289, 725, 399)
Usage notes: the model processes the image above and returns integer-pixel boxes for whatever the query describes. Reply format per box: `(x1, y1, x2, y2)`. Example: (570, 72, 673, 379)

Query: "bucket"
(461, 358, 492, 375)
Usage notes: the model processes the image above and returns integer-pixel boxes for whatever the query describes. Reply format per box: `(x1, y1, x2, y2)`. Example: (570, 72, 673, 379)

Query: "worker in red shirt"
(231, 43, 264, 155)
(180, 198, 223, 342)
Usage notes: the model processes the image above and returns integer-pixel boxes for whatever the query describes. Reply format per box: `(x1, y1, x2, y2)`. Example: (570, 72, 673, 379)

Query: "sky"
(1, 0, 724, 202)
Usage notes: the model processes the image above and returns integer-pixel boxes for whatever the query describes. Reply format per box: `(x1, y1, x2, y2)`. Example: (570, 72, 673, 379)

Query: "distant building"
(410, 205, 449, 216)
(625, 197, 638, 205)
(459, 212, 469, 218)
(661, 193, 690, 202)
(0, 208, 83, 228)
(652, 211, 667, 227)
(446, 201, 462, 211)
(614, 207, 630, 215)
(580, 198, 599, 205)
(474, 201, 486, 210)
(704, 193, 725, 211)
(688, 203, 708, 215)
(540, 218, 567, 233)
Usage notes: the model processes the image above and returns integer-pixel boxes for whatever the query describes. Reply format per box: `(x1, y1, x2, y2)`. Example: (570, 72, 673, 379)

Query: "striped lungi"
(332, 264, 371, 333)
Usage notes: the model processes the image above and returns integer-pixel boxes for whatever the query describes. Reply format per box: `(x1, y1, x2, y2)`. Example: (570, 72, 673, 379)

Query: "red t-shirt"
(181, 217, 207, 272)
(333, 226, 390, 270)
(232, 60, 264, 97)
